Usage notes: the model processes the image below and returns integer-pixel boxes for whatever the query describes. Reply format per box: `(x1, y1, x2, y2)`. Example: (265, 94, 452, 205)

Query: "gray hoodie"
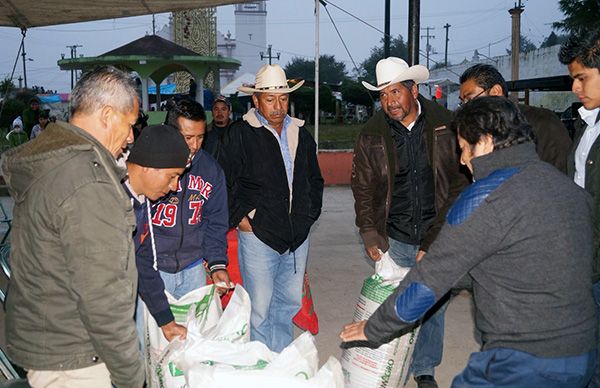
(365, 143, 597, 358)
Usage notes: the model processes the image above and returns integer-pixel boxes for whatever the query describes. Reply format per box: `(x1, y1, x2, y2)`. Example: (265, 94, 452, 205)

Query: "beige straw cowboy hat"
(362, 57, 429, 91)
(238, 64, 305, 94)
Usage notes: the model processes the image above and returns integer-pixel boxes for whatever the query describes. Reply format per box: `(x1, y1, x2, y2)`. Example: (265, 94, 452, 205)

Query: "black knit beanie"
(128, 124, 189, 168)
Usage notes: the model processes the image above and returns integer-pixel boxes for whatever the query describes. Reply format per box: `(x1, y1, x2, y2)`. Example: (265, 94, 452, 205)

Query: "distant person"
(2, 66, 144, 387)
(135, 99, 231, 343)
(459, 63, 572, 172)
(21, 97, 40, 137)
(204, 95, 232, 158)
(6, 117, 28, 147)
(30, 110, 50, 140)
(352, 57, 469, 388)
(559, 27, 600, 387)
(341, 96, 597, 388)
(219, 64, 324, 352)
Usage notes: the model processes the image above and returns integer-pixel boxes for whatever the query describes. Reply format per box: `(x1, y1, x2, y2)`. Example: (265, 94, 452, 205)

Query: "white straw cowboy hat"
(238, 64, 304, 94)
(362, 57, 429, 91)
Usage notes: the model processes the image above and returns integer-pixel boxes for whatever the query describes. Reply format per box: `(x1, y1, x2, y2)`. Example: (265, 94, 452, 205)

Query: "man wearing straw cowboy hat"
(218, 64, 324, 352)
(351, 57, 470, 388)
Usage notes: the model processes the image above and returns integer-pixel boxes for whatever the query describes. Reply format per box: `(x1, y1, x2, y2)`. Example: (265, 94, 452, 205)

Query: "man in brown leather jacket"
(352, 57, 469, 388)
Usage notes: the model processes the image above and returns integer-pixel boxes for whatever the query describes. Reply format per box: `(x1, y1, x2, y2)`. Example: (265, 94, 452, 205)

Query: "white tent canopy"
(220, 72, 255, 97)
(0, 0, 252, 29)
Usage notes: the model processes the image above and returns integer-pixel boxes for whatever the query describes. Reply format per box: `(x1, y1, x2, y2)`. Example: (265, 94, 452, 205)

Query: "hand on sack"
(339, 320, 368, 342)
(416, 250, 426, 262)
(211, 269, 234, 296)
(161, 321, 188, 342)
(366, 246, 383, 261)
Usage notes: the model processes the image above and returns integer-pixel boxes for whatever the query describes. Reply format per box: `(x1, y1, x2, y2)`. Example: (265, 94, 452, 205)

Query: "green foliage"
(284, 55, 347, 85)
(0, 78, 15, 98)
(290, 84, 336, 123)
(540, 32, 568, 48)
(0, 99, 25, 131)
(340, 79, 374, 107)
(506, 34, 537, 55)
(305, 123, 362, 150)
(553, 0, 600, 34)
(359, 35, 409, 85)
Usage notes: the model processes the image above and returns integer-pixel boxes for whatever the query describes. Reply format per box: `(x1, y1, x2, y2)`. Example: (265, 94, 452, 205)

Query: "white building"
(217, 1, 267, 88)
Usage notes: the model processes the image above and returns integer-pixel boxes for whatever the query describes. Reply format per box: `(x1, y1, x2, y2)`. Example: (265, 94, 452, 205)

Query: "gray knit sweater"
(364, 143, 597, 358)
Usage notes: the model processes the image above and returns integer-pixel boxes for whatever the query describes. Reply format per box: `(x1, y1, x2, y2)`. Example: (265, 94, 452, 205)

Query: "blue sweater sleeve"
(202, 165, 229, 271)
(134, 203, 174, 327)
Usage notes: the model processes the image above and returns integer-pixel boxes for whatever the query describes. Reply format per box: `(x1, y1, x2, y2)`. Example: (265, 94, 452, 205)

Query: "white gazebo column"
(194, 75, 204, 106)
(141, 78, 149, 112)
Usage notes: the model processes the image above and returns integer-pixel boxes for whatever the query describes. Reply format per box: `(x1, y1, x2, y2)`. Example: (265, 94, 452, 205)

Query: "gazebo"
(57, 34, 241, 111)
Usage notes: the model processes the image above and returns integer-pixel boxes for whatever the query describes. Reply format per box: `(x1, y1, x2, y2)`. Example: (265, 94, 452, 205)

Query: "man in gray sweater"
(341, 96, 597, 387)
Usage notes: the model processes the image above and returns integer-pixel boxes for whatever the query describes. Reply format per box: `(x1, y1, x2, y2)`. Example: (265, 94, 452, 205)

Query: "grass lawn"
(305, 123, 362, 150)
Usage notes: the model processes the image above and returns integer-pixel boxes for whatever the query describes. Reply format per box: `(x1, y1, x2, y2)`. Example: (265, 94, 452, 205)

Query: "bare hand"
(161, 321, 187, 342)
(340, 320, 368, 342)
(238, 216, 253, 232)
(366, 246, 382, 261)
(416, 250, 426, 263)
(211, 269, 233, 296)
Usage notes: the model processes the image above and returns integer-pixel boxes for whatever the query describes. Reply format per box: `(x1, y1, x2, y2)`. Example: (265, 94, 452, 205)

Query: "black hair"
(452, 96, 533, 150)
(558, 28, 600, 72)
(164, 98, 206, 130)
(459, 64, 508, 97)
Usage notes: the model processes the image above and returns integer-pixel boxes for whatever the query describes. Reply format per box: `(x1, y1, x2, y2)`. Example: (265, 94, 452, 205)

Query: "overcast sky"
(0, 0, 564, 93)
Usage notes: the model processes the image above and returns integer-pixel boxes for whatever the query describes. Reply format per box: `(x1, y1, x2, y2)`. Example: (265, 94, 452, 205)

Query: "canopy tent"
(220, 72, 255, 97)
(58, 34, 240, 111)
(0, 0, 252, 29)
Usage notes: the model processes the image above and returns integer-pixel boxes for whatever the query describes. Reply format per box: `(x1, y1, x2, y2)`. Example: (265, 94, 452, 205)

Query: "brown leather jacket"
(351, 96, 470, 253)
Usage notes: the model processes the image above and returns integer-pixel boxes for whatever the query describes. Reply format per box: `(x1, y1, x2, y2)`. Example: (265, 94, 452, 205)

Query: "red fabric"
(207, 228, 243, 308)
(293, 272, 319, 335)
(435, 85, 443, 99)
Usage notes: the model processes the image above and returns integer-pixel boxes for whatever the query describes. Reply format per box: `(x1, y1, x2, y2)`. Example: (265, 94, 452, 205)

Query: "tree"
(0, 78, 15, 98)
(553, 0, 599, 35)
(540, 32, 568, 48)
(506, 34, 537, 55)
(284, 55, 347, 85)
(289, 85, 336, 124)
(340, 79, 373, 107)
(359, 35, 409, 85)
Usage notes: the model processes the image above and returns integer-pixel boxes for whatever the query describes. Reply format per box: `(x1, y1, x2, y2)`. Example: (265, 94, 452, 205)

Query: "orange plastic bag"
(293, 272, 319, 335)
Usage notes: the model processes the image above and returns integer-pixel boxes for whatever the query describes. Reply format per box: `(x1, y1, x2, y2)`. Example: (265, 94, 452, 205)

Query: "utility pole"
(420, 26, 435, 69)
(260, 44, 280, 65)
(66, 44, 83, 90)
(152, 14, 156, 35)
(509, 0, 524, 98)
(407, 0, 420, 65)
(443, 23, 451, 67)
(384, 0, 391, 57)
(20, 29, 28, 89)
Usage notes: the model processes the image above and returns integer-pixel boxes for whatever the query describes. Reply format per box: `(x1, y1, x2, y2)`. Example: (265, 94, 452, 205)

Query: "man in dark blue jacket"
(136, 99, 231, 343)
(219, 64, 324, 352)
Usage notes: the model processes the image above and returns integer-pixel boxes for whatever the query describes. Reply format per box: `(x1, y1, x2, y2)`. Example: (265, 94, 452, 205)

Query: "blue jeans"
(135, 261, 207, 348)
(237, 231, 308, 353)
(452, 348, 596, 387)
(588, 280, 600, 388)
(388, 238, 449, 378)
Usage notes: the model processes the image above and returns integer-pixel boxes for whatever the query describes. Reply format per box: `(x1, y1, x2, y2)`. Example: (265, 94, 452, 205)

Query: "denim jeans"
(237, 230, 308, 353)
(452, 348, 596, 388)
(388, 238, 449, 378)
(135, 261, 207, 349)
(588, 280, 600, 388)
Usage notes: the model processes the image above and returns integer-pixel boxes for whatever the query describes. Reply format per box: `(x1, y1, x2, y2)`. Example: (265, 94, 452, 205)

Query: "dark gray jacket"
(1, 121, 144, 387)
(365, 143, 596, 358)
